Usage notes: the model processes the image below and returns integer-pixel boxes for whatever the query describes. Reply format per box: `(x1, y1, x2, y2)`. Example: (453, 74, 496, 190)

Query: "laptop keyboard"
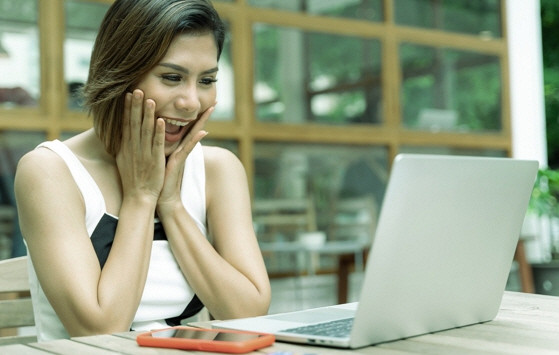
(280, 317, 353, 338)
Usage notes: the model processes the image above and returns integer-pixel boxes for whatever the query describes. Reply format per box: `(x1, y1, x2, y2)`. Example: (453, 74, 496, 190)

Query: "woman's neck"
(65, 128, 115, 165)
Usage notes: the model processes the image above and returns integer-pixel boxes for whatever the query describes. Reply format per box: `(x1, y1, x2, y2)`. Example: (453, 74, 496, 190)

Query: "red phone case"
(136, 326, 275, 354)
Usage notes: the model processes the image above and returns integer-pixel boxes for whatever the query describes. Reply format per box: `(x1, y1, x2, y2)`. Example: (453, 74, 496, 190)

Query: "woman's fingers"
(177, 105, 214, 155)
(122, 89, 162, 156)
(121, 92, 133, 145)
(141, 98, 156, 156)
(129, 90, 144, 146)
(153, 118, 166, 158)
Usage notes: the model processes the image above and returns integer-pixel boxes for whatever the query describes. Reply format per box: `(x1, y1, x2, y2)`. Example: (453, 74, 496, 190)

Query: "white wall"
(508, 0, 548, 166)
(508, 0, 552, 263)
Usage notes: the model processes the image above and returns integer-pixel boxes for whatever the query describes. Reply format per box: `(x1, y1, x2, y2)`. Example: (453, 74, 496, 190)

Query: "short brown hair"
(82, 0, 225, 156)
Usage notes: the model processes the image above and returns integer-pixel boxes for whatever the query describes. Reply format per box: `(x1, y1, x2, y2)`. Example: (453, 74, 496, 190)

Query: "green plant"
(529, 168, 559, 217)
(529, 168, 559, 259)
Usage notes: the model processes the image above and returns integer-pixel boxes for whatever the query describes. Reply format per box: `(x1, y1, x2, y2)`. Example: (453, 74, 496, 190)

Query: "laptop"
(213, 154, 538, 349)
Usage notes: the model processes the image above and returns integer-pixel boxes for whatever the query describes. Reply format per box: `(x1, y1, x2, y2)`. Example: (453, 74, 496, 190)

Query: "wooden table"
(2, 291, 559, 354)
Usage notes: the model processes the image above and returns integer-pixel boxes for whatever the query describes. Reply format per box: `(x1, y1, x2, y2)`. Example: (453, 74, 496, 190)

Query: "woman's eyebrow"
(158, 62, 218, 75)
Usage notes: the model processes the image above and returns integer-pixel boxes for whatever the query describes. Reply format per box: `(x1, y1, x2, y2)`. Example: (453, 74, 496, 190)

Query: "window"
(400, 44, 502, 132)
(64, 0, 110, 111)
(0, 0, 39, 109)
(254, 25, 382, 125)
(248, 0, 383, 22)
(0, 0, 509, 264)
(395, 0, 501, 37)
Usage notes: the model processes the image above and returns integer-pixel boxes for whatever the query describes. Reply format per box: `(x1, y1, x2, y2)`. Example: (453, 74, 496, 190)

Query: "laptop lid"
(213, 154, 538, 349)
(349, 154, 537, 347)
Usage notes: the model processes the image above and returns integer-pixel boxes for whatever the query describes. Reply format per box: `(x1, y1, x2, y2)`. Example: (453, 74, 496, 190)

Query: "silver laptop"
(213, 154, 538, 349)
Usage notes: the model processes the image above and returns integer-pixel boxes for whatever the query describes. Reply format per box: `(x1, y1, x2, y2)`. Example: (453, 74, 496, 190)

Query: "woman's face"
(135, 32, 218, 156)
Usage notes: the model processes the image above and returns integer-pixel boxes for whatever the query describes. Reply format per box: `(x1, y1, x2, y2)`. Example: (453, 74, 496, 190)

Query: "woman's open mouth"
(163, 118, 191, 143)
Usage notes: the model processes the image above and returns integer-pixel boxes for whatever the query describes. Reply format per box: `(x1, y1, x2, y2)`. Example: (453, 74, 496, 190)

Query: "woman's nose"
(175, 84, 200, 113)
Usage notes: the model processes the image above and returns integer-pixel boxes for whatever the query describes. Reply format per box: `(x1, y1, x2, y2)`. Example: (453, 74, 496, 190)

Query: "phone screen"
(152, 328, 264, 342)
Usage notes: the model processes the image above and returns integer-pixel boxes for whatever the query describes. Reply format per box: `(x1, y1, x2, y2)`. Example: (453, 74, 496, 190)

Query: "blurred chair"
(327, 195, 377, 245)
(0, 256, 35, 345)
(327, 195, 377, 271)
(253, 197, 317, 243)
(327, 196, 378, 304)
(253, 197, 317, 277)
(0, 205, 16, 260)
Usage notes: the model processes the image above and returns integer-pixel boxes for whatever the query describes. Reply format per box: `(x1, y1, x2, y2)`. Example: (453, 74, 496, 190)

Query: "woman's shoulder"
(202, 145, 246, 180)
(201, 145, 250, 210)
(18, 144, 63, 171)
(202, 145, 241, 167)
(16, 144, 71, 185)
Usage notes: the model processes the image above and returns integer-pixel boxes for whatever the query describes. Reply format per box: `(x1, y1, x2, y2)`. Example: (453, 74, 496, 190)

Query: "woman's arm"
(15, 149, 155, 336)
(15, 91, 166, 336)
(157, 146, 271, 320)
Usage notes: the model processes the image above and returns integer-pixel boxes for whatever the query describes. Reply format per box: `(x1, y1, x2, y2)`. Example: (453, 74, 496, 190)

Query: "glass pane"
(254, 24, 382, 124)
(395, 0, 501, 38)
(213, 23, 234, 121)
(0, 131, 45, 258)
(253, 142, 387, 273)
(0, 0, 39, 109)
(400, 43, 502, 132)
(64, 0, 110, 111)
(248, 0, 383, 22)
(399, 146, 507, 157)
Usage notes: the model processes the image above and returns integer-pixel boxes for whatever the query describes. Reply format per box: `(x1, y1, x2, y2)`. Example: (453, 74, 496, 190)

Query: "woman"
(14, 0, 270, 341)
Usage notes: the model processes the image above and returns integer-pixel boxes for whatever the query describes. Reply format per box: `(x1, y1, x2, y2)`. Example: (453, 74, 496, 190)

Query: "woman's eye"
(161, 74, 182, 82)
(200, 77, 218, 86)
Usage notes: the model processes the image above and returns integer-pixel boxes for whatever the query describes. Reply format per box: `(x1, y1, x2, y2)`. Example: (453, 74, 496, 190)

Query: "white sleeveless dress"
(26, 140, 207, 341)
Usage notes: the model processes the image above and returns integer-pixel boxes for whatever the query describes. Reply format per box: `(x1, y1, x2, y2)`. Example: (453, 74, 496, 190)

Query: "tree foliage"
(541, 0, 559, 167)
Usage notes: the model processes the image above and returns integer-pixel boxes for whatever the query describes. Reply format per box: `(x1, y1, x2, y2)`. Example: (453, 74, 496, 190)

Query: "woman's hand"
(156, 104, 214, 215)
(116, 89, 166, 204)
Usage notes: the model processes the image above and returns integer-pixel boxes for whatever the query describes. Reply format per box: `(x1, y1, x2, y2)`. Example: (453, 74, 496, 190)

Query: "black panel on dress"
(89, 213, 205, 324)
(90, 214, 118, 269)
(90, 214, 169, 269)
(165, 295, 205, 326)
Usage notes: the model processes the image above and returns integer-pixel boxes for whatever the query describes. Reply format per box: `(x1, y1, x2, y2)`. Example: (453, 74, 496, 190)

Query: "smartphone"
(136, 326, 275, 354)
